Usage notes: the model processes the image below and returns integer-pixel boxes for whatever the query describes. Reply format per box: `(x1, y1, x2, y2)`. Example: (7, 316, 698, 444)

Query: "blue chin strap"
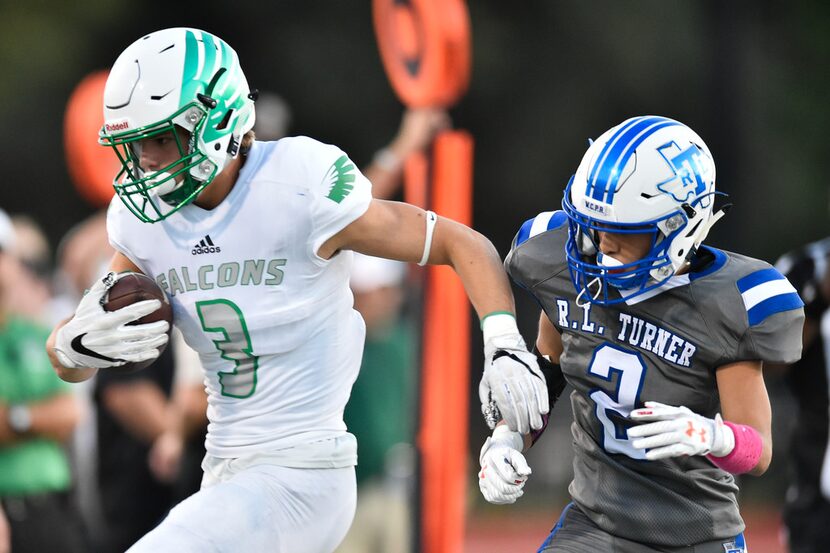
(562, 190, 684, 306)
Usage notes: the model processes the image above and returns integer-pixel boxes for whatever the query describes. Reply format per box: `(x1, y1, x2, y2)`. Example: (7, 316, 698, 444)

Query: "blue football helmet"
(563, 116, 720, 305)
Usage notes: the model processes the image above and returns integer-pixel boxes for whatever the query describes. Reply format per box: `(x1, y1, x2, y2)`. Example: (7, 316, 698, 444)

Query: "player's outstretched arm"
(321, 199, 549, 434)
(47, 252, 169, 383)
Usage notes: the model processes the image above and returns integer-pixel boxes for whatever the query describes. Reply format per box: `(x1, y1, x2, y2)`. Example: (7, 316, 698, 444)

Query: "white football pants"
(127, 455, 356, 553)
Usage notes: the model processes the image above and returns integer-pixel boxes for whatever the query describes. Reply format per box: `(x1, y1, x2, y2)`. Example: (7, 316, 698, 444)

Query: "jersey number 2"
(588, 344, 647, 459)
(196, 299, 259, 398)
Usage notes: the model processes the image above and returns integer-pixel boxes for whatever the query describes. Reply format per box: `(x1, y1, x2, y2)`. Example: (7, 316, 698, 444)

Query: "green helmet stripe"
(215, 42, 233, 95)
(182, 30, 201, 107)
(200, 30, 218, 83)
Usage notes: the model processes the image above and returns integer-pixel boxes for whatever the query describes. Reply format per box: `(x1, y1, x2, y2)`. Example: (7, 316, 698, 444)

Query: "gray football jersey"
(506, 211, 804, 547)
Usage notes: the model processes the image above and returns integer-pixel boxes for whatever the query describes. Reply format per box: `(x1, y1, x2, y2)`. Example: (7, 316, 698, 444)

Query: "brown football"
(103, 272, 173, 373)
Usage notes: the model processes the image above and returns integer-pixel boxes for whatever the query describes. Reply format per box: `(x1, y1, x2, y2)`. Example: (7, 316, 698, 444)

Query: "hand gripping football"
(103, 272, 173, 372)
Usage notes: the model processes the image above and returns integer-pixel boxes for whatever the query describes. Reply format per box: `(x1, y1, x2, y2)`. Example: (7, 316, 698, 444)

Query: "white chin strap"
(694, 206, 729, 248)
(576, 276, 603, 307)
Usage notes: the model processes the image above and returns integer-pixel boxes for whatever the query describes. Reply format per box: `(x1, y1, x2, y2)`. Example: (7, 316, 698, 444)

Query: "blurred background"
(0, 1, 828, 552)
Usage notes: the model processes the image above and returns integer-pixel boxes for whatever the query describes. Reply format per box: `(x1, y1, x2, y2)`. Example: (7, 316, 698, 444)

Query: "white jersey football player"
(46, 28, 548, 553)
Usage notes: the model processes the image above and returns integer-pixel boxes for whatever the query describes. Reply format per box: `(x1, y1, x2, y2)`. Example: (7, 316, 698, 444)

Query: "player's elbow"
(747, 439, 773, 476)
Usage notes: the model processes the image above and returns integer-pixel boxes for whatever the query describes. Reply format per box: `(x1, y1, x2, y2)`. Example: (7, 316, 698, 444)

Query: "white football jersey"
(107, 137, 372, 465)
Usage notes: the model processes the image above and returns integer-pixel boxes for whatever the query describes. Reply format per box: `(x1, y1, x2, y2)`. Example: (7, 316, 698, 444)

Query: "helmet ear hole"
(216, 109, 233, 131)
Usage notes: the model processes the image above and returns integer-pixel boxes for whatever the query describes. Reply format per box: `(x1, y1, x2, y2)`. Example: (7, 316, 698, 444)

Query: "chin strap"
(575, 277, 602, 308)
(694, 204, 732, 248)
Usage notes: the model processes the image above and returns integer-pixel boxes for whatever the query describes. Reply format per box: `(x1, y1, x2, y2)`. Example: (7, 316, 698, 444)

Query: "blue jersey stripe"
(514, 211, 567, 248)
(515, 218, 535, 247)
(604, 120, 681, 203)
(746, 292, 804, 326)
(589, 116, 674, 202)
(547, 210, 567, 230)
(737, 267, 785, 293)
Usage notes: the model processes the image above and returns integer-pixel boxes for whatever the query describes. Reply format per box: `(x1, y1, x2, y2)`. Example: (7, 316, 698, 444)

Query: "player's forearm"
(434, 221, 516, 319)
(46, 319, 98, 383)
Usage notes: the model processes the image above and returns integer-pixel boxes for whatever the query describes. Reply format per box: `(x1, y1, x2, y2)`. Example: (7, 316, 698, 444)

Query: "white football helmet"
(99, 28, 256, 222)
(562, 116, 722, 305)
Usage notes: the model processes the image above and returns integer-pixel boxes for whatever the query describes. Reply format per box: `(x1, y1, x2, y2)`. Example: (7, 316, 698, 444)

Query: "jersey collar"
(619, 246, 727, 306)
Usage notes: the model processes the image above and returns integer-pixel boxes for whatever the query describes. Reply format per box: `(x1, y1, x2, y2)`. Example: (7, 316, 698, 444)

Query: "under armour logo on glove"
(628, 401, 734, 460)
(683, 420, 708, 443)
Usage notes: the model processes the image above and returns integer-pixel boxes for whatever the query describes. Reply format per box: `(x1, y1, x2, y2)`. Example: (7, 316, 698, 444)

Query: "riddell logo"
(105, 120, 130, 132)
(192, 235, 221, 255)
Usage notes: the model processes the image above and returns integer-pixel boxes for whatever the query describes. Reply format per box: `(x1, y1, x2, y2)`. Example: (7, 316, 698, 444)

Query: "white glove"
(478, 425, 531, 505)
(628, 401, 735, 460)
(479, 313, 549, 435)
(54, 272, 170, 370)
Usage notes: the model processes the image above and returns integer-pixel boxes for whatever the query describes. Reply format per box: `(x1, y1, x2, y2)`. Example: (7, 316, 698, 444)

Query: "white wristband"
(481, 312, 519, 343)
(418, 211, 438, 266)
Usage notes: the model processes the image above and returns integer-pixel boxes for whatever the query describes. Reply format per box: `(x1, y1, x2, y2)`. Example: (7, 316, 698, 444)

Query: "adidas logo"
(191, 235, 221, 255)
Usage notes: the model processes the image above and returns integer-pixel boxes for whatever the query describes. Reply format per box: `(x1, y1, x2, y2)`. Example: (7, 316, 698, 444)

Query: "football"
(103, 272, 173, 373)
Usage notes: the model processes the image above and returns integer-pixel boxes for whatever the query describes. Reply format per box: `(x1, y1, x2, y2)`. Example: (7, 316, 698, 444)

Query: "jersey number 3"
(588, 344, 647, 459)
(196, 299, 259, 398)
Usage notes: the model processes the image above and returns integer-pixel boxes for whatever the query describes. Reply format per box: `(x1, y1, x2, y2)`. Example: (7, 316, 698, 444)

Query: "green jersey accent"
(196, 299, 259, 399)
(0, 318, 72, 495)
(325, 155, 357, 203)
(156, 258, 286, 297)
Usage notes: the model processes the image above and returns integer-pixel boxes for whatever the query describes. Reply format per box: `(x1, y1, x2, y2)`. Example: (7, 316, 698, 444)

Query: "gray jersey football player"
(477, 116, 804, 553)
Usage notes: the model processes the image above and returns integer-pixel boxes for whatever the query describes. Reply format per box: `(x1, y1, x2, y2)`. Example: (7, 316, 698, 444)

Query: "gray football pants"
(538, 503, 747, 553)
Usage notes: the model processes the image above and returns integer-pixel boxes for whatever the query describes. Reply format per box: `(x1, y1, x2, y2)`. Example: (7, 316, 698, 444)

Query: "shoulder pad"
(514, 210, 568, 248)
(737, 267, 804, 326)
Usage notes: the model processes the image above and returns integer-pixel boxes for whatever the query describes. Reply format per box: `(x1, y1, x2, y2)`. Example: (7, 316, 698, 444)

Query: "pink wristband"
(706, 421, 763, 475)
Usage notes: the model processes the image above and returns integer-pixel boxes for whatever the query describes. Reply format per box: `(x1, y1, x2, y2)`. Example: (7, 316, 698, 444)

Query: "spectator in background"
(147, 334, 209, 503)
(55, 211, 207, 553)
(321, 102, 445, 553)
(0, 207, 89, 552)
(0, 504, 9, 553)
(772, 240, 830, 553)
(3, 215, 53, 325)
(254, 95, 446, 553)
(338, 254, 415, 553)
